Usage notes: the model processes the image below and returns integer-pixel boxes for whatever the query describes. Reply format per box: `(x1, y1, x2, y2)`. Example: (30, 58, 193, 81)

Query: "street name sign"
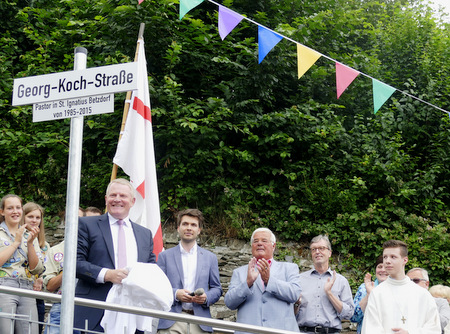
(33, 94, 114, 122)
(12, 62, 138, 106)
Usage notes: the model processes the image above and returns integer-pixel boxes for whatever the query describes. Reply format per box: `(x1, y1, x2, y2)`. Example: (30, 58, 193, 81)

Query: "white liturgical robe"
(362, 276, 441, 334)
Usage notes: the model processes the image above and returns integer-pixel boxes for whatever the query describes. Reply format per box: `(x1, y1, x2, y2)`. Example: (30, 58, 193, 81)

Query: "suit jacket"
(157, 244, 222, 332)
(74, 213, 156, 331)
(224, 260, 301, 334)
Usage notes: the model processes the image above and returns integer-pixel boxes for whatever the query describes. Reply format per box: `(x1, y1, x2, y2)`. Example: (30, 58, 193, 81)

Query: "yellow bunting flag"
(297, 44, 321, 79)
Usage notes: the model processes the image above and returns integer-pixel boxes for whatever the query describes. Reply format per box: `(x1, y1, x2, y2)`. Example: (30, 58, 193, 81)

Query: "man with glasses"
(362, 240, 440, 333)
(225, 227, 301, 334)
(407, 267, 450, 333)
(295, 235, 354, 333)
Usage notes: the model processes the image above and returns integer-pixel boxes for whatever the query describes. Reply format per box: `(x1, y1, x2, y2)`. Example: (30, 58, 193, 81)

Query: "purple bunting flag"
(258, 26, 283, 64)
(218, 5, 244, 40)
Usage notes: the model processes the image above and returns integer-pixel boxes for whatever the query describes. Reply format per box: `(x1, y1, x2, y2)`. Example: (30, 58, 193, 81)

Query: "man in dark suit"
(157, 209, 222, 334)
(74, 178, 156, 332)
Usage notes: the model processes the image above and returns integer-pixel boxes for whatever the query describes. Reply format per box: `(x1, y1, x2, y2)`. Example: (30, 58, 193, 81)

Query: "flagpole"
(111, 22, 146, 182)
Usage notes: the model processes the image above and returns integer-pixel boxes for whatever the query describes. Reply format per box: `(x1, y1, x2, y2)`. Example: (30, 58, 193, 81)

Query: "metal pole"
(60, 46, 87, 334)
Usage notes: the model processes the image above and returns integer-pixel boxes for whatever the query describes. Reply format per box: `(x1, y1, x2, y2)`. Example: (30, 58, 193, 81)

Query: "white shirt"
(96, 214, 138, 283)
(180, 242, 198, 310)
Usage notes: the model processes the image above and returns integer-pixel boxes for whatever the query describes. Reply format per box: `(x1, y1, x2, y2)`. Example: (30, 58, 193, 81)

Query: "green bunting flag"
(372, 79, 396, 113)
(179, 0, 204, 20)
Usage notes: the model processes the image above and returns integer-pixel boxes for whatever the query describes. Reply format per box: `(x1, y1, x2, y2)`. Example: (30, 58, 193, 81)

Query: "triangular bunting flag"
(336, 62, 360, 99)
(218, 5, 244, 40)
(297, 44, 321, 78)
(179, 0, 204, 20)
(258, 26, 283, 63)
(372, 79, 396, 113)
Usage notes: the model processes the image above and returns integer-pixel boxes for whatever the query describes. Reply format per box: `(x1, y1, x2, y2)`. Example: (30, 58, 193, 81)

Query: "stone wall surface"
(46, 226, 357, 332)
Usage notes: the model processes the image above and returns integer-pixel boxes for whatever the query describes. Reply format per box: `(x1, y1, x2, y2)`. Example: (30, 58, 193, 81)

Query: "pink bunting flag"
(218, 5, 244, 40)
(336, 62, 360, 99)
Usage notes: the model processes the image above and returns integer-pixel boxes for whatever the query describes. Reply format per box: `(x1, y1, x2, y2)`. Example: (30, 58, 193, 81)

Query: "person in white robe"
(362, 240, 441, 334)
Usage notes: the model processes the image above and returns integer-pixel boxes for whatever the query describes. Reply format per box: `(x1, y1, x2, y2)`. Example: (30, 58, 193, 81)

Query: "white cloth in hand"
(101, 262, 173, 334)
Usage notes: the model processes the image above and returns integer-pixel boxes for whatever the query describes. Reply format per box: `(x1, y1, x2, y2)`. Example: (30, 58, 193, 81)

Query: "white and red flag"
(113, 39, 163, 259)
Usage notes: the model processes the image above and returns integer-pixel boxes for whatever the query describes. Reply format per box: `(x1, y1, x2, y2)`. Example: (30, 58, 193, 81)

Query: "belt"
(182, 309, 194, 315)
(299, 326, 340, 333)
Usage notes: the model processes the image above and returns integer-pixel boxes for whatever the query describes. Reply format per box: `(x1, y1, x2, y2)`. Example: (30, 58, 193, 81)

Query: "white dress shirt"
(180, 242, 198, 310)
(97, 214, 138, 283)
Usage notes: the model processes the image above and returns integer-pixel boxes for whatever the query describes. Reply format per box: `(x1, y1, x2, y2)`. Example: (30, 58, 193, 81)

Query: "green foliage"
(0, 0, 449, 288)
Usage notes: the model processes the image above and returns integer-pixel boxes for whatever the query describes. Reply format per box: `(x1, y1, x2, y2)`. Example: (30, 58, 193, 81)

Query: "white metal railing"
(0, 285, 301, 334)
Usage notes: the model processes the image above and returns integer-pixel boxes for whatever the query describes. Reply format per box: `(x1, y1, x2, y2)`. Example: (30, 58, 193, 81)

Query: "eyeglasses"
(310, 246, 329, 253)
(411, 278, 427, 284)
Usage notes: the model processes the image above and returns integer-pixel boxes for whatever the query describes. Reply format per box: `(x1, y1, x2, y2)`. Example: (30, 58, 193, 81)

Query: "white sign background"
(13, 62, 138, 106)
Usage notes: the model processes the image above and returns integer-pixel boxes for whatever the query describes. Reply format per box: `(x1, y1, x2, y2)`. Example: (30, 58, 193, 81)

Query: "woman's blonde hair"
(22, 202, 46, 249)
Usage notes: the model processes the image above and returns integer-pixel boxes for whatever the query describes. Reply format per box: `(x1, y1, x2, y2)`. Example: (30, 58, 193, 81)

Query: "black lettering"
(44, 84, 50, 98)
(127, 73, 133, 83)
(59, 78, 66, 92)
(17, 84, 25, 98)
(119, 70, 125, 84)
(95, 73, 103, 87)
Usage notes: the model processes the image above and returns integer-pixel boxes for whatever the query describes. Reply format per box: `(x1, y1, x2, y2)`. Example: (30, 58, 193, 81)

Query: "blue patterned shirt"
(350, 278, 379, 333)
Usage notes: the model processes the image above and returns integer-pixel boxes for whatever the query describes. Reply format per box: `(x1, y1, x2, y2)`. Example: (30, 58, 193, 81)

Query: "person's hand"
(257, 258, 270, 285)
(26, 225, 40, 245)
(33, 277, 43, 291)
(364, 272, 375, 294)
(176, 289, 194, 303)
(392, 328, 408, 333)
(246, 257, 259, 287)
(104, 268, 129, 284)
(192, 292, 207, 305)
(324, 270, 337, 293)
(294, 294, 302, 314)
(13, 225, 26, 246)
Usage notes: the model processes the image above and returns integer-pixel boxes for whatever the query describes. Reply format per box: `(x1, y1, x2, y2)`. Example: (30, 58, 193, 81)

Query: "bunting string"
(178, 0, 449, 115)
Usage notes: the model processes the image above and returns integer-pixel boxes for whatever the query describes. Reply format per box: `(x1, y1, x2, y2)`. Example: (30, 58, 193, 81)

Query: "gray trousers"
(0, 277, 38, 334)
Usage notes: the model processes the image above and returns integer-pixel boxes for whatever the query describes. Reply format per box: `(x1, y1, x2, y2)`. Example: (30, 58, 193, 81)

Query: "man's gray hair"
(106, 178, 135, 199)
(407, 267, 429, 281)
(251, 227, 276, 244)
(310, 234, 332, 251)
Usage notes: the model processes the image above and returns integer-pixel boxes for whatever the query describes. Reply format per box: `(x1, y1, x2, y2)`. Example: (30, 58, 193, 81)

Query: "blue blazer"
(74, 213, 156, 331)
(157, 244, 223, 332)
(224, 260, 301, 334)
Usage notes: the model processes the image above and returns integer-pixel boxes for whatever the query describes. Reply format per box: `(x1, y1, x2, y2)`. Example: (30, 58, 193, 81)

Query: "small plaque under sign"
(33, 94, 114, 122)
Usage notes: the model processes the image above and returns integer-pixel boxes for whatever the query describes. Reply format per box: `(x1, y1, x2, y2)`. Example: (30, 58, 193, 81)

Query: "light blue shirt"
(296, 267, 354, 330)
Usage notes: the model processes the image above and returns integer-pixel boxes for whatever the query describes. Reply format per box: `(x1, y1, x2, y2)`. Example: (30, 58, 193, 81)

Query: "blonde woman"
(0, 194, 44, 334)
(23, 202, 50, 334)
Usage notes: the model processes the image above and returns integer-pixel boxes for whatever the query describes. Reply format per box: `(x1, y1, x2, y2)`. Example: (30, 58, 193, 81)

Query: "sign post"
(60, 46, 87, 334)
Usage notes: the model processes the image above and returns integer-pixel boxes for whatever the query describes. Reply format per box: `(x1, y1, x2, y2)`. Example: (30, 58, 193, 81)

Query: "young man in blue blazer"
(157, 209, 222, 334)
